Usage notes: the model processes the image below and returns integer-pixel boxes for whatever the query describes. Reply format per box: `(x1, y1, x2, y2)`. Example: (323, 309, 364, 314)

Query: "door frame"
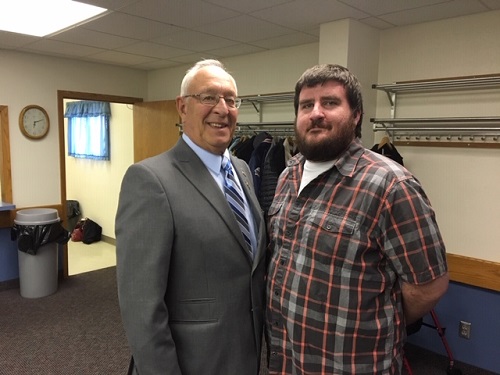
(57, 91, 143, 276)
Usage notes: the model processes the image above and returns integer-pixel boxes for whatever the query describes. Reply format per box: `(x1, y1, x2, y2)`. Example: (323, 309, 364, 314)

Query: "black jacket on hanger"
(370, 142, 404, 166)
(259, 138, 286, 215)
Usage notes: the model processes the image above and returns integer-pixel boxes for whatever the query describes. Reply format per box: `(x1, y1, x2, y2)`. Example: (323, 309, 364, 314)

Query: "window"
(65, 101, 111, 160)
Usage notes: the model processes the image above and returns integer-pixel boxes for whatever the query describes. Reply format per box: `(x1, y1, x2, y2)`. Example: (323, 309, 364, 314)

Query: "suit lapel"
(172, 140, 253, 260)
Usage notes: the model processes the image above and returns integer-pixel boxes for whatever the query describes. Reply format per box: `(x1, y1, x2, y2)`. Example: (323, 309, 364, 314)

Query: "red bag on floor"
(71, 218, 102, 244)
(71, 220, 84, 242)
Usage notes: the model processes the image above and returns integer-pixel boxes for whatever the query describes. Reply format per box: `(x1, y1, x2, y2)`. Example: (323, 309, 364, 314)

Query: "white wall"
(65, 102, 134, 237)
(0, 50, 147, 208)
(376, 10, 500, 262)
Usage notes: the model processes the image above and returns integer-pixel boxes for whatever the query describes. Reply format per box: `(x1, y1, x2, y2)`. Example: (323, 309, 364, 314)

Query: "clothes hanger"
(378, 135, 393, 149)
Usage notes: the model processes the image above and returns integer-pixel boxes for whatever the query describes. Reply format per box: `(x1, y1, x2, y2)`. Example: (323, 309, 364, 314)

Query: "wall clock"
(19, 105, 50, 139)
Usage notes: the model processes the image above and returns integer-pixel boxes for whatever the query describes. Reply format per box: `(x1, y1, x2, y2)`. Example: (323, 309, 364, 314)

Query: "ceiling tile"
(170, 51, 221, 64)
(83, 12, 182, 39)
(78, 0, 141, 11)
(206, 43, 266, 57)
(50, 28, 137, 50)
(87, 50, 158, 65)
(131, 59, 182, 70)
(0, 31, 38, 48)
(251, 32, 318, 50)
(203, 0, 293, 13)
(1, 0, 497, 71)
(337, 0, 450, 16)
(117, 41, 191, 59)
(250, 0, 370, 30)
(380, 0, 489, 26)
(481, 0, 500, 9)
(152, 30, 236, 51)
(358, 16, 395, 29)
(118, 0, 240, 28)
(22, 39, 104, 57)
(195, 15, 293, 43)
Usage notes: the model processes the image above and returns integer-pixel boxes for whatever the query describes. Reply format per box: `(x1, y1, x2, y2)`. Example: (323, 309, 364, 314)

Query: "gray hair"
(180, 59, 237, 96)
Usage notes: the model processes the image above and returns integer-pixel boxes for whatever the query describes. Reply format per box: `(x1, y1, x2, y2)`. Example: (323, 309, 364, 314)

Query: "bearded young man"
(265, 64, 449, 374)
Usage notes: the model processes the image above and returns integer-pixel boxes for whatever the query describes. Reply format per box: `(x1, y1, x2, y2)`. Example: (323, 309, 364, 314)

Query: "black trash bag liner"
(67, 200, 81, 219)
(66, 200, 82, 232)
(11, 222, 71, 255)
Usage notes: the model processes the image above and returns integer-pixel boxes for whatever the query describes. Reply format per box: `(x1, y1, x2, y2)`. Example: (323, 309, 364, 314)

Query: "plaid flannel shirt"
(266, 138, 447, 375)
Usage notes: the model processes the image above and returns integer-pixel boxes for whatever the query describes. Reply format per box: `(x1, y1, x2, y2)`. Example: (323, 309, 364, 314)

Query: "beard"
(295, 117, 356, 162)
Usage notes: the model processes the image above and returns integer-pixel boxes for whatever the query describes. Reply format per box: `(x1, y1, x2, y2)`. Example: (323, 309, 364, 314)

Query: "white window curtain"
(65, 101, 111, 160)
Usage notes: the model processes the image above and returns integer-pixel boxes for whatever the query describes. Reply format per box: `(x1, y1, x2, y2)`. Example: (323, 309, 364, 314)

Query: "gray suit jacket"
(116, 138, 267, 375)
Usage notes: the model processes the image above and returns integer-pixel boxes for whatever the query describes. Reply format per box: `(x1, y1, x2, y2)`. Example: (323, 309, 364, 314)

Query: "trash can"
(11, 208, 70, 298)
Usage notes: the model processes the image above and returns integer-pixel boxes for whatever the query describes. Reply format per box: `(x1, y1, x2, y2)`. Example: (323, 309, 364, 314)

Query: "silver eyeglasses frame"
(183, 93, 242, 109)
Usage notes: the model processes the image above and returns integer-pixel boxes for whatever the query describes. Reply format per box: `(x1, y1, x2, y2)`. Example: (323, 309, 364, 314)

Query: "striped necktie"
(221, 157, 252, 252)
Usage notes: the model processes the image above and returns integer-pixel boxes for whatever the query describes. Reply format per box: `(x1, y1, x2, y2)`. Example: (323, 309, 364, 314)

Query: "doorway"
(57, 91, 143, 277)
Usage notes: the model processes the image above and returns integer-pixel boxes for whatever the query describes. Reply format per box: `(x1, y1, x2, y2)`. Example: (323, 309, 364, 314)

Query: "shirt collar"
(182, 133, 229, 175)
(335, 138, 364, 177)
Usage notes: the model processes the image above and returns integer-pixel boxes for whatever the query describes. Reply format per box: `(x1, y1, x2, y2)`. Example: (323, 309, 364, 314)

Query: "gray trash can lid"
(14, 208, 60, 225)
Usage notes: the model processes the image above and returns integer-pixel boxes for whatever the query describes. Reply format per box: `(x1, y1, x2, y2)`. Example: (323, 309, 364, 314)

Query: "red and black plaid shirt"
(266, 138, 447, 374)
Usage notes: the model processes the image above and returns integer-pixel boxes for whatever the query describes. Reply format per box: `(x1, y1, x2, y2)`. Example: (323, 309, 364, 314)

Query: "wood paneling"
(447, 253, 500, 292)
(133, 100, 180, 162)
(0, 106, 15, 228)
(394, 141, 500, 149)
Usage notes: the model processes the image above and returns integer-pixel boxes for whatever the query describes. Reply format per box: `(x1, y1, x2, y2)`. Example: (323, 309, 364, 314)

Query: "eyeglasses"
(183, 93, 242, 109)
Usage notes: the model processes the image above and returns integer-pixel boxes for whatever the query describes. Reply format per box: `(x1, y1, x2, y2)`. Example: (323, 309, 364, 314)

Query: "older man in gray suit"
(116, 59, 267, 375)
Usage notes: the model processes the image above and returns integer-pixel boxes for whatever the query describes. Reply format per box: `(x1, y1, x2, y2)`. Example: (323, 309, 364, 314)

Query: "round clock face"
(19, 105, 50, 139)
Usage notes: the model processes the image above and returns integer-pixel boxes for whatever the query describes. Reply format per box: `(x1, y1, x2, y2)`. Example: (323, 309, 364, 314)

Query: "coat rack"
(238, 92, 294, 129)
(236, 121, 294, 137)
(371, 74, 500, 148)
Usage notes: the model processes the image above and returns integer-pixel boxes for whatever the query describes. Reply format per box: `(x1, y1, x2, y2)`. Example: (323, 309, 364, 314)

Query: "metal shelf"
(371, 75, 500, 143)
(240, 92, 294, 104)
(238, 92, 294, 129)
(371, 117, 500, 125)
(372, 75, 500, 94)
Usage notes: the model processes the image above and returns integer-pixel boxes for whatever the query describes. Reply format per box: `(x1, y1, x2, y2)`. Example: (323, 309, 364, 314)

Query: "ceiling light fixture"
(0, 0, 108, 37)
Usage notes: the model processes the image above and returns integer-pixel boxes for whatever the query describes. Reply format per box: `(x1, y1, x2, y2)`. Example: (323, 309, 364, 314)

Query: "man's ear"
(176, 96, 187, 119)
(353, 110, 362, 126)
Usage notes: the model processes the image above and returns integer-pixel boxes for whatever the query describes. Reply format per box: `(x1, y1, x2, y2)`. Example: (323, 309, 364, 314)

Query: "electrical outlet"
(459, 321, 471, 339)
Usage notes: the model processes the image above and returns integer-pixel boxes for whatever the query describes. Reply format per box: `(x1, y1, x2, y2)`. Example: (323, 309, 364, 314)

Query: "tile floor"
(67, 239, 117, 275)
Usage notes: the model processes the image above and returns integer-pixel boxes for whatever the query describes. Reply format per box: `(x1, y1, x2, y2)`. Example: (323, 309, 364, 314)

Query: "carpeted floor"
(0, 266, 496, 375)
(0, 267, 130, 375)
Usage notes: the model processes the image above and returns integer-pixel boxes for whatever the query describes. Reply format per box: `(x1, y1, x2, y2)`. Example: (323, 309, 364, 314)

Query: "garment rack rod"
(240, 93, 294, 103)
(237, 121, 295, 127)
(372, 76, 500, 93)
